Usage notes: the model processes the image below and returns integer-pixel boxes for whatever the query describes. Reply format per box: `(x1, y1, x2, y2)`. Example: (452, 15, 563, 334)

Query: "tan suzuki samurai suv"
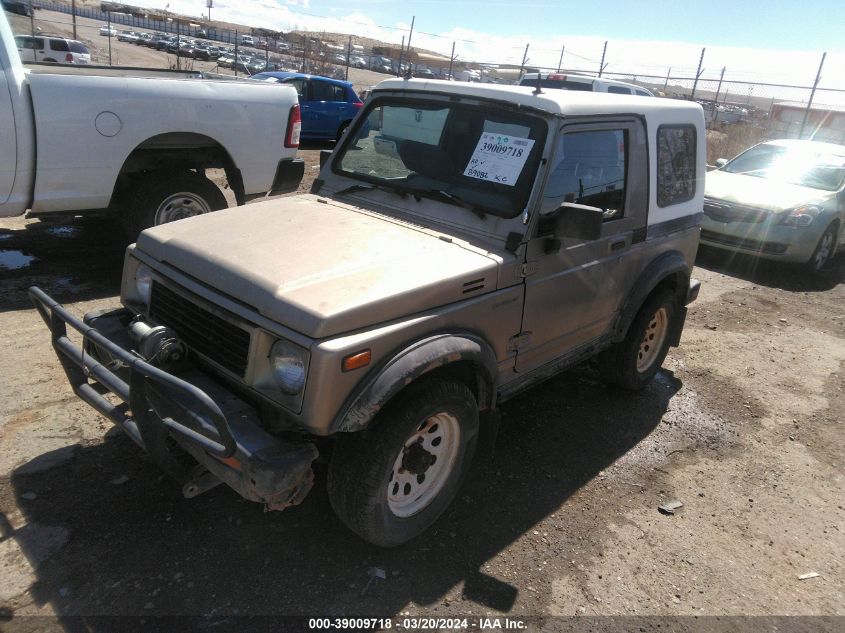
(32, 79, 704, 546)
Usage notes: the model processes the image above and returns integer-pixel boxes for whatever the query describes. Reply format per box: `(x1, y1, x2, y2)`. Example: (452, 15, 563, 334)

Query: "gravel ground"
(1, 8, 844, 632)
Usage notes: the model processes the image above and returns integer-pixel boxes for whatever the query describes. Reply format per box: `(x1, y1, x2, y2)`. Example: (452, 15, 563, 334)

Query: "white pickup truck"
(0, 9, 303, 236)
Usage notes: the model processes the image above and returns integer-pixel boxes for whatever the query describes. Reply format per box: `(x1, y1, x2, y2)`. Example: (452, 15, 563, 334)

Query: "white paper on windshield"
(463, 133, 535, 187)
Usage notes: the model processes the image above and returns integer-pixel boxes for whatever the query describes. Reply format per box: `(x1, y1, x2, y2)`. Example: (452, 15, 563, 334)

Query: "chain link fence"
(11, 1, 845, 163)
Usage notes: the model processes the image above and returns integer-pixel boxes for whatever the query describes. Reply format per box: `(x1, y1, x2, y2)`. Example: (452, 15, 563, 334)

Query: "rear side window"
(607, 86, 632, 94)
(285, 78, 307, 98)
(17, 37, 43, 50)
(311, 80, 341, 102)
(635, 89, 651, 97)
(657, 125, 697, 207)
(49, 39, 70, 52)
(69, 41, 88, 54)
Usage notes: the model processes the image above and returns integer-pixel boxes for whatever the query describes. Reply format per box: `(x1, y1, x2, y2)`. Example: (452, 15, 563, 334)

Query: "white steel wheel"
(153, 192, 212, 225)
(387, 412, 461, 518)
(636, 306, 669, 373)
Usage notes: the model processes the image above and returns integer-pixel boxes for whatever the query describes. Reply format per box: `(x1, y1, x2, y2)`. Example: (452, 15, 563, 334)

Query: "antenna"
(533, 69, 543, 95)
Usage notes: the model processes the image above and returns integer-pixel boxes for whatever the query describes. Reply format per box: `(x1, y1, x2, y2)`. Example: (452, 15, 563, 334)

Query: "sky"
(130, 0, 845, 96)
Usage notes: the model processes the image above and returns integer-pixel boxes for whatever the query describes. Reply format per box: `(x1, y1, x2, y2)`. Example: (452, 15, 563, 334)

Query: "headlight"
(270, 339, 307, 395)
(134, 263, 153, 305)
(780, 205, 821, 227)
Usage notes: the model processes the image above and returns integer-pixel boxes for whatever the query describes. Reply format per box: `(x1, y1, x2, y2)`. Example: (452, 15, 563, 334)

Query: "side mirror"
(319, 149, 332, 169)
(554, 202, 604, 241)
(714, 158, 728, 168)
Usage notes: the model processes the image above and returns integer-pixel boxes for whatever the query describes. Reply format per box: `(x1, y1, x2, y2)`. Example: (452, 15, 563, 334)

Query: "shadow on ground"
(5, 366, 680, 626)
(0, 219, 125, 312)
(695, 244, 845, 292)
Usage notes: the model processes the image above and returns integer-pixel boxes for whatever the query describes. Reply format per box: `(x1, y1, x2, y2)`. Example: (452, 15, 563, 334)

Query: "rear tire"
(336, 121, 350, 141)
(599, 290, 676, 391)
(120, 170, 227, 240)
(327, 380, 478, 547)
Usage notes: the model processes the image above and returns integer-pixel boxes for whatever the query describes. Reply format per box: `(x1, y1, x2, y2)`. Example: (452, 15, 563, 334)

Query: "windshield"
(334, 98, 547, 218)
(723, 143, 845, 192)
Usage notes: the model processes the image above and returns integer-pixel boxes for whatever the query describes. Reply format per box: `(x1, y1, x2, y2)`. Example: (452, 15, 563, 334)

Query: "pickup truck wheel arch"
(611, 251, 691, 346)
(113, 133, 245, 207)
(332, 333, 498, 434)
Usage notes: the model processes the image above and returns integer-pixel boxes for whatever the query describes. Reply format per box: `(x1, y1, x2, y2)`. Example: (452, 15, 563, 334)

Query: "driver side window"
(544, 129, 628, 221)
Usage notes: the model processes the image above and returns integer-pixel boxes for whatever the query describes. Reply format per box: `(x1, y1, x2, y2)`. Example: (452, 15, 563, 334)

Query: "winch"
(128, 318, 187, 368)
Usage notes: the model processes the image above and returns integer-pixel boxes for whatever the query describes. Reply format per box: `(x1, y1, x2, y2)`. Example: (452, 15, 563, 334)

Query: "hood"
(136, 195, 499, 339)
(705, 170, 830, 211)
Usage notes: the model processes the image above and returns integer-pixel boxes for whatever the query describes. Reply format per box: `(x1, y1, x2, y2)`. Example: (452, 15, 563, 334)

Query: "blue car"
(251, 72, 363, 141)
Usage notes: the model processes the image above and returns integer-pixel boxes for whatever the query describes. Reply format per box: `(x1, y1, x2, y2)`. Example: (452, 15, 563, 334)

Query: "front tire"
(599, 290, 677, 391)
(327, 380, 479, 547)
(806, 222, 838, 273)
(121, 170, 227, 240)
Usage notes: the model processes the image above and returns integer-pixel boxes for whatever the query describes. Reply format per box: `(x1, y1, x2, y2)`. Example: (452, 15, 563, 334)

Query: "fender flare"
(332, 333, 498, 433)
(612, 251, 691, 343)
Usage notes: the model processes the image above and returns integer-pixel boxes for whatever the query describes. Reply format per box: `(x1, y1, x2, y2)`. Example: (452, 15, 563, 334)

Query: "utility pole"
(71, 0, 77, 39)
(29, 0, 34, 36)
(712, 66, 725, 126)
(690, 47, 705, 100)
(799, 52, 826, 140)
(447, 40, 455, 80)
(397, 35, 405, 76)
(345, 35, 351, 81)
(107, 11, 112, 65)
(556, 45, 565, 72)
(518, 43, 529, 81)
(598, 41, 607, 76)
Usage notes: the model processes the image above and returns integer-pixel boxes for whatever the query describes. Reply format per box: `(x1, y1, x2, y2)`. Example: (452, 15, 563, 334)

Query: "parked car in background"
(350, 55, 366, 68)
(1, 1, 32, 17)
(192, 44, 211, 61)
(520, 72, 653, 96)
(117, 31, 138, 43)
(701, 139, 845, 272)
(251, 71, 363, 141)
(99, 25, 117, 37)
(15, 35, 91, 64)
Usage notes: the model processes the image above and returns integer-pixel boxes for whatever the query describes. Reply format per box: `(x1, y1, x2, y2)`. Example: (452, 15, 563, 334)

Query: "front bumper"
(29, 287, 317, 511)
(699, 214, 821, 263)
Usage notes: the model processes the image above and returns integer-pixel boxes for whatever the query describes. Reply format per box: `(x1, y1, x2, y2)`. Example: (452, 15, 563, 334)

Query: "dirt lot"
(1, 159, 844, 631)
(1, 10, 845, 632)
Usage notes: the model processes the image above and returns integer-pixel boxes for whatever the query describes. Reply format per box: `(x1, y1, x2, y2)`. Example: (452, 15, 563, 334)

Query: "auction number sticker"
(463, 133, 535, 187)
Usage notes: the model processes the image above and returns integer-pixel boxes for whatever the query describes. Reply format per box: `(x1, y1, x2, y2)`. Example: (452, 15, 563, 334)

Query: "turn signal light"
(342, 349, 371, 372)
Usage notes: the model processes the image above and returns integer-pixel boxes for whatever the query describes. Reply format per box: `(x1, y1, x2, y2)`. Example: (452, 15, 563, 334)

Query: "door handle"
(610, 239, 627, 252)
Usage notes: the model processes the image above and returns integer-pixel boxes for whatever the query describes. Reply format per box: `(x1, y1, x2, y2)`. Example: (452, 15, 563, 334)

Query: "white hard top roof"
(372, 78, 700, 118)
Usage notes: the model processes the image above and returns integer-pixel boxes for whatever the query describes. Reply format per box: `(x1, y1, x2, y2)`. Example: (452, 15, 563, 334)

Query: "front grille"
(700, 230, 787, 254)
(703, 199, 769, 224)
(149, 282, 251, 377)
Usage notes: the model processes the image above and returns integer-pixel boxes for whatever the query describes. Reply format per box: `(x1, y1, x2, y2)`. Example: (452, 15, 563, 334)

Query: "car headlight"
(780, 205, 821, 227)
(270, 339, 307, 395)
(134, 263, 153, 305)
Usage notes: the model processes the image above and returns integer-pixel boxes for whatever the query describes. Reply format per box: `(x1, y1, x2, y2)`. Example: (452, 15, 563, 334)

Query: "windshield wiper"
(334, 183, 418, 200)
(417, 189, 487, 219)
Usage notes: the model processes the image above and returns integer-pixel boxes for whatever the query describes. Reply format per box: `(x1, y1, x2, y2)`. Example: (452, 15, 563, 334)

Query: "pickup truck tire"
(598, 289, 676, 391)
(122, 170, 227, 239)
(327, 380, 479, 547)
